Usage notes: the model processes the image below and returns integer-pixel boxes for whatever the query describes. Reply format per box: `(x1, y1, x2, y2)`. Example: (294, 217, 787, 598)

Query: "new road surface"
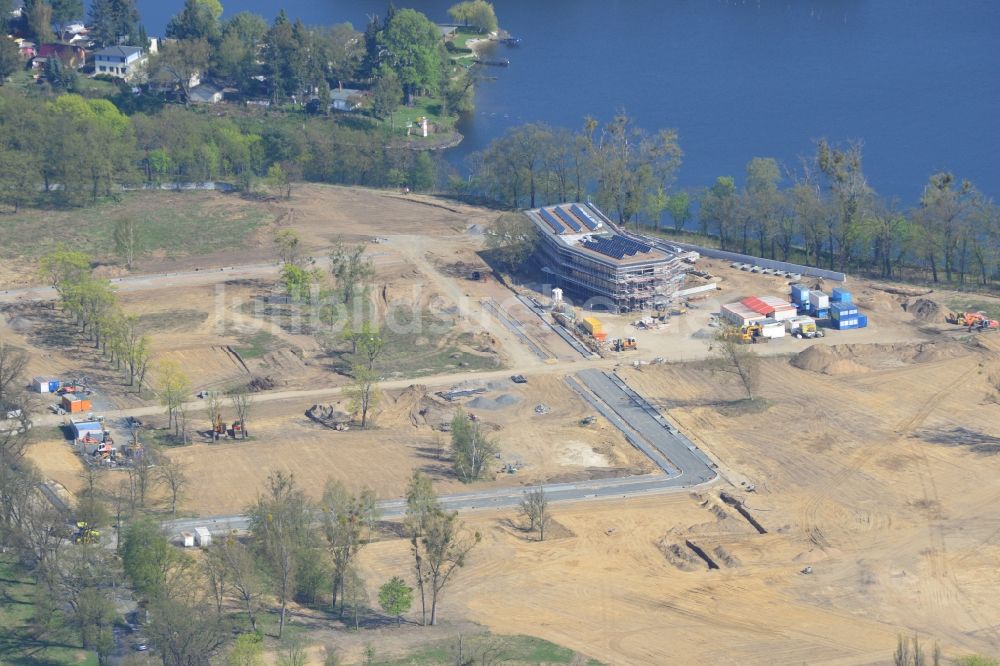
(163, 369, 718, 536)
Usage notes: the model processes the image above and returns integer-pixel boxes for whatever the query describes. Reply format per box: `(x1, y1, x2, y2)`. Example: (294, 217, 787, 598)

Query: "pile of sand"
(792, 341, 969, 375)
(791, 345, 871, 376)
(904, 297, 949, 324)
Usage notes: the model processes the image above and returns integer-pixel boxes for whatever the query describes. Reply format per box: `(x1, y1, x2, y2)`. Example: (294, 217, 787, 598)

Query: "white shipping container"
(195, 527, 212, 547)
(760, 320, 786, 339)
(181, 532, 195, 548)
(809, 291, 830, 309)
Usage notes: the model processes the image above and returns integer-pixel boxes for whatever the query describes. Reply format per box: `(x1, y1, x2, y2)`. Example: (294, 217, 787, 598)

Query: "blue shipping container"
(858, 314, 868, 328)
(48, 380, 60, 392)
(812, 307, 830, 319)
(831, 303, 859, 319)
(831, 287, 852, 304)
(835, 318, 859, 330)
(791, 284, 810, 304)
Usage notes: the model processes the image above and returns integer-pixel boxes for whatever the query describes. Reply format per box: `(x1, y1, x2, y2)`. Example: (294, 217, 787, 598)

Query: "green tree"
(227, 632, 264, 666)
(26, 0, 56, 43)
(156, 359, 191, 438)
(449, 409, 497, 483)
(379, 8, 443, 103)
(485, 212, 537, 271)
(448, 0, 498, 33)
(146, 596, 226, 666)
(329, 240, 374, 305)
(280, 263, 321, 299)
(266, 163, 291, 199)
(88, 0, 140, 47)
(148, 38, 212, 104)
(320, 479, 365, 615)
(347, 363, 379, 429)
(700, 176, 738, 249)
(378, 576, 413, 626)
(51, 0, 83, 25)
(342, 567, 369, 630)
(371, 66, 403, 120)
(120, 518, 187, 600)
(166, 0, 223, 41)
(0, 37, 20, 83)
(409, 152, 436, 191)
(247, 471, 312, 638)
(666, 190, 692, 232)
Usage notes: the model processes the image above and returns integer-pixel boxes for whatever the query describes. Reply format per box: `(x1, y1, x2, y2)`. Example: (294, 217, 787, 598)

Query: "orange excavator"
(947, 311, 999, 331)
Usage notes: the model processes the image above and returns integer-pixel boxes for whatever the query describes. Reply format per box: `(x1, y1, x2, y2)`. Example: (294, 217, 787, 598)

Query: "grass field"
(0, 191, 271, 263)
(0, 555, 98, 666)
(373, 633, 602, 666)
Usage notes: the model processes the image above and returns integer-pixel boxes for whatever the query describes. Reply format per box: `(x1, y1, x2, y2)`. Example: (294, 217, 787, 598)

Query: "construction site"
(4, 183, 1000, 664)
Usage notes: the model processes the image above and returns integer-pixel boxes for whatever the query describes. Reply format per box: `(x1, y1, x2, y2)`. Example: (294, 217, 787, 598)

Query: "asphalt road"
(162, 368, 718, 536)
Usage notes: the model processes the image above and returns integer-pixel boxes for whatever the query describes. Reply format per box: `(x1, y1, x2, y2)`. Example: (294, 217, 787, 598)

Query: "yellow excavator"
(725, 324, 770, 344)
(74, 521, 100, 545)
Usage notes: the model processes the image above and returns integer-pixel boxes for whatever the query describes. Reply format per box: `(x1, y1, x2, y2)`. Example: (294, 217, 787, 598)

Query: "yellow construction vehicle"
(73, 521, 100, 545)
(725, 324, 770, 344)
(947, 311, 999, 330)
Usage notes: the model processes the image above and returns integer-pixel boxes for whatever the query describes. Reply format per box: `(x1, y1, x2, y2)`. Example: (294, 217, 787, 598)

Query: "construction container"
(71, 420, 103, 440)
(721, 302, 767, 327)
(195, 527, 212, 547)
(740, 296, 797, 321)
(581, 317, 603, 335)
(62, 395, 92, 413)
(809, 291, 830, 310)
(181, 532, 195, 548)
(858, 313, 868, 328)
(759, 319, 786, 339)
(790, 284, 810, 305)
(834, 317, 859, 330)
(31, 377, 61, 393)
(830, 303, 860, 320)
(831, 287, 852, 304)
(594, 331, 607, 342)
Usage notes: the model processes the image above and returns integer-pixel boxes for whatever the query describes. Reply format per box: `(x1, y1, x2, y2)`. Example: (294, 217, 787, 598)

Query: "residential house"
(38, 43, 88, 69)
(15, 39, 36, 59)
(93, 45, 146, 81)
(188, 82, 223, 104)
(330, 88, 363, 111)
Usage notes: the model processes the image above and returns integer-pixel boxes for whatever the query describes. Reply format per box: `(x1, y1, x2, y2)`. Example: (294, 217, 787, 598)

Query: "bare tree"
(157, 460, 188, 516)
(156, 360, 191, 437)
(230, 386, 253, 439)
(113, 218, 140, 269)
(205, 390, 224, 441)
(358, 487, 381, 542)
(420, 509, 480, 626)
(219, 535, 264, 633)
(519, 486, 551, 541)
(128, 446, 159, 508)
(341, 567, 369, 631)
(405, 471, 440, 626)
(347, 364, 379, 429)
(709, 328, 761, 401)
(320, 479, 365, 616)
(0, 339, 29, 407)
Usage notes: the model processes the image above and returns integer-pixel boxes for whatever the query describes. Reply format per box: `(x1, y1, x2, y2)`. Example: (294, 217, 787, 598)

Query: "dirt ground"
(11, 185, 1000, 663)
(353, 334, 1000, 664)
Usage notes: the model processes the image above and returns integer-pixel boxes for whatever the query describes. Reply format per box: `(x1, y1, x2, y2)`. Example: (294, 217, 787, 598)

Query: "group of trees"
(466, 118, 1000, 288)
(40, 248, 153, 390)
(0, 90, 441, 210)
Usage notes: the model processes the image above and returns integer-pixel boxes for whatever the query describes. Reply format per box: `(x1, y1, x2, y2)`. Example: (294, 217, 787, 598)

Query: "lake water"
(133, 0, 1000, 202)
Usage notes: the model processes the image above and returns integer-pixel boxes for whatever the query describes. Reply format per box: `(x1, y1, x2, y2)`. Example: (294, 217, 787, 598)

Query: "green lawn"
(373, 633, 602, 665)
(0, 190, 271, 263)
(0, 554, 98, 666)
(389, 96, 458, 136)
(451, 27, 486, 51)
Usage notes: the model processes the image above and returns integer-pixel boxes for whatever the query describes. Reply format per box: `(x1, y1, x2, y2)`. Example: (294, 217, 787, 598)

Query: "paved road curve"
(162, 369, 718, 535)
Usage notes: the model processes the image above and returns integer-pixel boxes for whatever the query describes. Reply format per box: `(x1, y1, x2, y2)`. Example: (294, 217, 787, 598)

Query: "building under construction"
(525, 203, 686, 313)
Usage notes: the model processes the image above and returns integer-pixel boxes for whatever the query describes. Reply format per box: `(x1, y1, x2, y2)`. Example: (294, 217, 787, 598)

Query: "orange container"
(62, 396, 93, 413)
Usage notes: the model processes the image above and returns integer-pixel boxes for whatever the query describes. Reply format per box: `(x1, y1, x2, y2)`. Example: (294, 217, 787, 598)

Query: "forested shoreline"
(461, 116, 1000, 288)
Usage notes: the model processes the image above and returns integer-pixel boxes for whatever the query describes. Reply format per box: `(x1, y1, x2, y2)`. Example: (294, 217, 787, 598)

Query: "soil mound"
(904, 297, 949, 324)
(7, 316, 32, 332)
(791, 346, 871, 376)
(792, 341, 969, 375)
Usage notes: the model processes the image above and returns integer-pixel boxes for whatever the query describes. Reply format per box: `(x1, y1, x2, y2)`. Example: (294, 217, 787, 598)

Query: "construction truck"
(946, 311, 999, 331)
(611, 337, 638, 352)
(786, 315, 824, 339)
(74, 521, 100, 545)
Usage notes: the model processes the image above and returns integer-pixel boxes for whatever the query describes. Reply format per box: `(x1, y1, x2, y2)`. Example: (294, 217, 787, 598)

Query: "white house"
(94, 46, 146, 81)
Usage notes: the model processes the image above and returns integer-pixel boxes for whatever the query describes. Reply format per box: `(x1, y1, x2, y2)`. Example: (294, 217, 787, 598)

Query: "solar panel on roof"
(538, 208, 565, 233)
(571, 204, 600, 230)
(553, 206, 582, 232)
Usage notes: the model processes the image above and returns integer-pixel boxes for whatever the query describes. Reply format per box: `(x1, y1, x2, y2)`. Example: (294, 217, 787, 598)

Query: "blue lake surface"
(132, 0, 1000, 202)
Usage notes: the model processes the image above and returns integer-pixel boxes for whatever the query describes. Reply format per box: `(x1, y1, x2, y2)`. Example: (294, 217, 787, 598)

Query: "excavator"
(946, 311, 999, 331)
(73, 521, 100, 545)
(725, 323, 770, 344)
(611, 337, 638, 352)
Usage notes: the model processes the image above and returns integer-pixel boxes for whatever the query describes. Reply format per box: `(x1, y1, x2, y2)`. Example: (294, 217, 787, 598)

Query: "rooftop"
(94, 45, 143, 58)
(526, 203, 673, 267)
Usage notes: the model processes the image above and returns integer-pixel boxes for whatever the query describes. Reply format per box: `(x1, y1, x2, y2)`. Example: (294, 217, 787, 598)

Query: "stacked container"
(831, 302, 860, 329)
(831, 287, 852, 304)
(808, 290, 830, 318)
(790, 284, 810, 307)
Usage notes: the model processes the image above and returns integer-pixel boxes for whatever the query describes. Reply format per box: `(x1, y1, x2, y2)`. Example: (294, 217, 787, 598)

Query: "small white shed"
(180, 531, 195, 548)
(194, 526, 212, 547)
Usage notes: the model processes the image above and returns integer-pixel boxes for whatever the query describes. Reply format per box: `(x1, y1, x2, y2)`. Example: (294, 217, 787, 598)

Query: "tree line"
(463, 117, 1000, 288)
